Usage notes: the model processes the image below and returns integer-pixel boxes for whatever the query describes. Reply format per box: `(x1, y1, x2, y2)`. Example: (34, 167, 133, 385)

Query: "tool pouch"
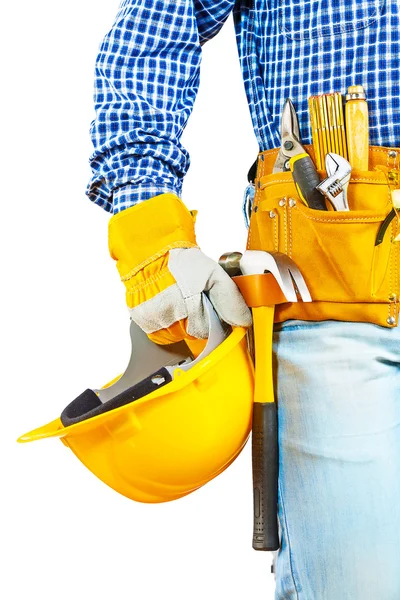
(247, 145, 400, 327)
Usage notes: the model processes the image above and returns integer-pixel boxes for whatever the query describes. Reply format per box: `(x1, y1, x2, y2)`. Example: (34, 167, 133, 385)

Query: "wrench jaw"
(317, 175, 350, 210)
(316, 153, 352, 211)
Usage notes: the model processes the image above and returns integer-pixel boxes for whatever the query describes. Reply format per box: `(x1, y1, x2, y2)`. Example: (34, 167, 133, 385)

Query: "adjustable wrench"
(317, 153, 352, 211)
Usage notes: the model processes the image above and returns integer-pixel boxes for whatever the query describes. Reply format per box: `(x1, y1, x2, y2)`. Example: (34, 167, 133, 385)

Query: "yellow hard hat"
(18, 296, 254, 503)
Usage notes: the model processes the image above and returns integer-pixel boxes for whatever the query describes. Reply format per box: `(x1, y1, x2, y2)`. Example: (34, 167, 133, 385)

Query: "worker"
(87, 1, 400, 598)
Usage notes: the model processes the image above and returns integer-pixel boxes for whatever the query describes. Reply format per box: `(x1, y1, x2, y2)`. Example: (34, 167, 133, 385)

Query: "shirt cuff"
(112, 183, 183, 214)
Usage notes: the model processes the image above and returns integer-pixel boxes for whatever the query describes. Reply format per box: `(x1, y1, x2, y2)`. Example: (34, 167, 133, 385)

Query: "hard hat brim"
(18, 326, 250, 443)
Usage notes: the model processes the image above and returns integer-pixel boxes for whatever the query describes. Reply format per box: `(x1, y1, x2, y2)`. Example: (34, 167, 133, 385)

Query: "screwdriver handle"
(289, 153, 327, 210)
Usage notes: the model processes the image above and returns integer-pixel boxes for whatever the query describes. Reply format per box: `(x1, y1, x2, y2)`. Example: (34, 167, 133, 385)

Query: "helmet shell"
(19, 327, 254, 503)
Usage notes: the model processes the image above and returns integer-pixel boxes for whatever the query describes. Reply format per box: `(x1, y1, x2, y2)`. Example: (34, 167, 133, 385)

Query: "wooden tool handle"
(345, 86, 369, 170)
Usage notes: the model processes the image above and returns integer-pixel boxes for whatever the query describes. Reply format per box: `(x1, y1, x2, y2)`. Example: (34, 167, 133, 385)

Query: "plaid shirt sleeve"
(86, 0, 235, 214)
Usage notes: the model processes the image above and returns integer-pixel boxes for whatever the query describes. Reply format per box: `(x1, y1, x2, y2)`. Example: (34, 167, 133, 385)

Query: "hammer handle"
(218, 254, 281, 551)
(252, 307, 280, 551)
(252, 401, 279, 550)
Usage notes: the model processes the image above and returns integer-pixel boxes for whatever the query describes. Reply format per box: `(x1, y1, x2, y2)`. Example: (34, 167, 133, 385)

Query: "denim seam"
(278, 479, 300, 599)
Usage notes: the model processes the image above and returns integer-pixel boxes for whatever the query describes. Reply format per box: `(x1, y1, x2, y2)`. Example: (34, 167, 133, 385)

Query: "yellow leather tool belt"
(247, 145, 400, 328)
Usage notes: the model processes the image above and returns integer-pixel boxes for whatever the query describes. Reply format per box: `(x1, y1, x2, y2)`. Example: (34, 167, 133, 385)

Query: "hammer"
(219, 250, 311, 551)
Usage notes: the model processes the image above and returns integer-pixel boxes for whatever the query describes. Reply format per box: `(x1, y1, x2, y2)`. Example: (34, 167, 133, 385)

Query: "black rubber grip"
(375, 208, 396, 246)
(291, 155, 327, 210)
(61, 368, 172, 426)
(252, 402, 280, 551)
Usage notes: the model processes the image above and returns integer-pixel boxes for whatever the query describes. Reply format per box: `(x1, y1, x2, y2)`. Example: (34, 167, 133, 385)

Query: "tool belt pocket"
(247, 167, 400, 327)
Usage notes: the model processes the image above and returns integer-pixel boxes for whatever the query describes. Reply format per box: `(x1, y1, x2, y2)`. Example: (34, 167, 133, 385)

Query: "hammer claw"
(239, 251, 311, 303)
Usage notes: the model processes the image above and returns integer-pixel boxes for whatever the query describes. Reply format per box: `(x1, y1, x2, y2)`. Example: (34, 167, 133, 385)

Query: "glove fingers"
(169, 247, 251, 331)
(185, 293, 210, 339)
(206, 268, 252, 328)
(147, 319, 199, 345)
(129, 284, 186, 333)
(129, 248, 251, 343)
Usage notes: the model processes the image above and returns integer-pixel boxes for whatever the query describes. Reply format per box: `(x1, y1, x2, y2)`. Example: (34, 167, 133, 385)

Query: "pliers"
(273, 99, 327, 211)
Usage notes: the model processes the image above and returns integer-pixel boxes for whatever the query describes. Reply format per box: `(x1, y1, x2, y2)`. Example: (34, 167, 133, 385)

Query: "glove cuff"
(108, 193, 198, 280)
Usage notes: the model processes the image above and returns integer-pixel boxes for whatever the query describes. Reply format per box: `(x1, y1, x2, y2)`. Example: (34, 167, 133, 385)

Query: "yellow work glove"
(108, 193, 252, 344)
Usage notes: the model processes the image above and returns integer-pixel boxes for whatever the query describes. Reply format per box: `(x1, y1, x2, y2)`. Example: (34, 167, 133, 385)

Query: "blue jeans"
(272, 320, 400, 600)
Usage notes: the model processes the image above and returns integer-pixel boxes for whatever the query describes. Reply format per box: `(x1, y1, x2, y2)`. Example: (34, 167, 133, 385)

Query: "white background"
(2, 1, 276, 599)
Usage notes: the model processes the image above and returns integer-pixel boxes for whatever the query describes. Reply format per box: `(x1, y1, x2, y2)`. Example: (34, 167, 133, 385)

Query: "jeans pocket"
(279, 0, 385, 41)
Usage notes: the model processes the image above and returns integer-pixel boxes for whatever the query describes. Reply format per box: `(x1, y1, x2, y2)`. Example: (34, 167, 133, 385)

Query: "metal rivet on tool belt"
(389, 150, 397, 159)
(254, 206, 258, 213)
(279, 199, 286, 206)
(289, 198, 297, 207)
(388, 293, 397, 301)
(387, 316, 396, 325)
(269, 211, 276, 218)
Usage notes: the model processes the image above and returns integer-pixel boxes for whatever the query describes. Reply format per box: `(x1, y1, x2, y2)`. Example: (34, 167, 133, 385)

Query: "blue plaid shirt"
(87, 0, 400, 214)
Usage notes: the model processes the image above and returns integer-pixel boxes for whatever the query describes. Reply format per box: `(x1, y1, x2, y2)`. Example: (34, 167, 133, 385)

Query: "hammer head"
(218, 251, 243, 277)
(219, 250, 311, 304)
